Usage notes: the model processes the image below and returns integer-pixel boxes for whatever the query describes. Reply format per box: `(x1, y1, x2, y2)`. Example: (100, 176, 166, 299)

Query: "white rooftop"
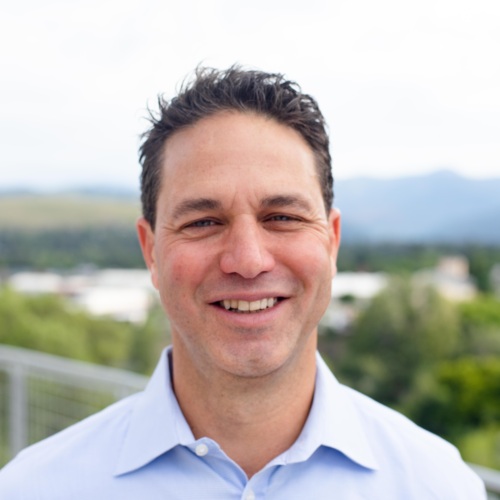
(332, 272, 388, 299)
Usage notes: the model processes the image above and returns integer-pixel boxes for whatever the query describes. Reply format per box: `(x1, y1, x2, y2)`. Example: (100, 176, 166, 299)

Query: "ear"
(327, 208, 341, 278)
(136, 217, 159, 289)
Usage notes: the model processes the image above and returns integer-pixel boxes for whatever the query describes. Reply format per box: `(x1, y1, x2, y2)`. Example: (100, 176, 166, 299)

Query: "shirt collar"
(114, 348, 379, 476)
(114, 347, 194, 476)
(284, 352, 379, 470)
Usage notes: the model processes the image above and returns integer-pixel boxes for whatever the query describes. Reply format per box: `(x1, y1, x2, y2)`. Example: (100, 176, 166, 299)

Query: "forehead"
(163, 110, 313, 164)
(157, 111, 322, 211)
(163, 111, 314, 173)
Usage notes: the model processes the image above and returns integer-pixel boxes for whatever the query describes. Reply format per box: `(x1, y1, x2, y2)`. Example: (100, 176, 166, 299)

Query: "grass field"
(0, 195, 141, 230)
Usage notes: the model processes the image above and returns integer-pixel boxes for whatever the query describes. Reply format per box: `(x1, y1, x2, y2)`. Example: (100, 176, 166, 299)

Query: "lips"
(219, 297, 278, 313)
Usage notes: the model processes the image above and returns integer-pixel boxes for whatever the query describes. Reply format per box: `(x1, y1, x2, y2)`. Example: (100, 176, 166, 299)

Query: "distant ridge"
(1, 171, 499, 244)
(336, 170, 500, 244)
(0, 193, 140, 230)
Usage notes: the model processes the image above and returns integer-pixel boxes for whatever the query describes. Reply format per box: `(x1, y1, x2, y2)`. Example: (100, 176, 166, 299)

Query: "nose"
(219, 218, 275, 278)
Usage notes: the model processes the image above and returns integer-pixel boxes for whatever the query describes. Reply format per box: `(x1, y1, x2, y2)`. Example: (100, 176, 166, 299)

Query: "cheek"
(161, 246, 213, 293)
(158, 255, 195, 322)
(286, 237, 334, 305)
(289, 236, 332, 273)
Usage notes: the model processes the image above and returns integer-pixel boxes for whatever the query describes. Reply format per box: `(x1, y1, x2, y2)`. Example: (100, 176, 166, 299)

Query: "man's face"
(137, 111, 340, 380)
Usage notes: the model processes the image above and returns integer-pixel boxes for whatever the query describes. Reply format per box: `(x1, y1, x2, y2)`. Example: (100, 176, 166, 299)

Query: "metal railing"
(1, 344, 499, 497)
(0, 344, 148, 465)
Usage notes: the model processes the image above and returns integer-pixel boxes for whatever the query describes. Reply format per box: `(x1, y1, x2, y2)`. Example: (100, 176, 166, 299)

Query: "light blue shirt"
(0, 348, 485, 499)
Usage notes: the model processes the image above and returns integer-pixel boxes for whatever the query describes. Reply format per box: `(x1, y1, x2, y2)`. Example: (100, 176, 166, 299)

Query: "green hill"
(0, 194, 140, 230)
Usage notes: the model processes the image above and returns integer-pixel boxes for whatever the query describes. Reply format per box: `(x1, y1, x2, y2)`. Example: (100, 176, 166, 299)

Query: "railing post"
(8, 363, 28, 457)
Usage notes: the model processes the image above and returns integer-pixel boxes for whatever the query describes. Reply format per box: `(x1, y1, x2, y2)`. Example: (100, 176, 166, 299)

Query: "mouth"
(216, 297, 282, 313)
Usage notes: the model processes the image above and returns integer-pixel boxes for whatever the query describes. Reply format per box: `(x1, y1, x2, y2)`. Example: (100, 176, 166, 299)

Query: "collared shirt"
(0, 348, 486, 499)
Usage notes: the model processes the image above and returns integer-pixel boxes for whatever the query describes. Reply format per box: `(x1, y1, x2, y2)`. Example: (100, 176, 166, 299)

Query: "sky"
(1, 0, 499, 191)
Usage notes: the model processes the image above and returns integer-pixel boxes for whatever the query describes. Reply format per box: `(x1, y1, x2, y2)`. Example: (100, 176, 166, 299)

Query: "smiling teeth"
(222, 298, 277, 312)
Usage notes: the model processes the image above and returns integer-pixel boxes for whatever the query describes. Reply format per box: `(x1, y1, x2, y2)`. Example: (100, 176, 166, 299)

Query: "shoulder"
(0, 393, 139, 499)
(340, 384, 486, 498)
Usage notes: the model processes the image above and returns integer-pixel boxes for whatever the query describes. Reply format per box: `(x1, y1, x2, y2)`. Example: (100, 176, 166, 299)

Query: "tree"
(337, 278, 461, 406)
(403, 357, 500, 446)
(0, 287, 143, 370)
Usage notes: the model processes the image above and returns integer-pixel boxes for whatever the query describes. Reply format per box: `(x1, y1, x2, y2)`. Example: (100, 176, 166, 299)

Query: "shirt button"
(245, 489, 255, 500)
(195, 444, 209, 457)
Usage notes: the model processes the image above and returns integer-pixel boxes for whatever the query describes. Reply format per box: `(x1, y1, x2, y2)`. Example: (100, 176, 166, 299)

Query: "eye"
(189, 219, 217, 227)
(266, 214, 300, 222)
(181, 218, 221, 231)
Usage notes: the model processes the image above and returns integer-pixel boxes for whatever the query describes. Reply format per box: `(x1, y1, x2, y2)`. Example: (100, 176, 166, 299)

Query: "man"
(0, 67, 485, 498)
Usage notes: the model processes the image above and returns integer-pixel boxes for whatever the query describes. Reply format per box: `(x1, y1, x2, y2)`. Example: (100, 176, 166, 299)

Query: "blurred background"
(1, 0, 499, 491)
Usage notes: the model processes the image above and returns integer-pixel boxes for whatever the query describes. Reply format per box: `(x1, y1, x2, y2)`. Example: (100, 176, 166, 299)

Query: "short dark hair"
(139, 66, 333, 228)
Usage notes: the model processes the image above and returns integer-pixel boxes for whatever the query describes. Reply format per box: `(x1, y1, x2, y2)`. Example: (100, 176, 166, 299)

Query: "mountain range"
(1, 170, 499, 245)
(335, 170, 500, 244)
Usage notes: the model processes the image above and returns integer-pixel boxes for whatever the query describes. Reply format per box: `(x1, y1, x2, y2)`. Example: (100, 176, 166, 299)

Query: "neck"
(171, 339, 317, 478)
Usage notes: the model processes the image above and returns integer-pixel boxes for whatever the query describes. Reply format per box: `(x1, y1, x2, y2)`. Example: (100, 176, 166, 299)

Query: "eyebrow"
(172, 194, 313, 221)
(260, 194, 313, 212)
(172, 198, 222, 221)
